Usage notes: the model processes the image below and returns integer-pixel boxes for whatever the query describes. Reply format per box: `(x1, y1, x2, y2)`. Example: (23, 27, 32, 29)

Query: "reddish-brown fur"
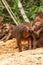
(1, 22, 32, 52)
(33, 12, 43, 25)
(31, 12, 43, 49)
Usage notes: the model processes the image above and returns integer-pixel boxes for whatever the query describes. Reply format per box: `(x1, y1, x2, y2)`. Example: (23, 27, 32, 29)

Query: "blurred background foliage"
(0, 0, 43, 24)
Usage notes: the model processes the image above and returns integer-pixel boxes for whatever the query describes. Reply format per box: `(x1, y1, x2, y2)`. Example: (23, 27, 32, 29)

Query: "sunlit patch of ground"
(0, 39, 43, 65)
(0, 38, 29, 54)
(0, 48, 43, 65)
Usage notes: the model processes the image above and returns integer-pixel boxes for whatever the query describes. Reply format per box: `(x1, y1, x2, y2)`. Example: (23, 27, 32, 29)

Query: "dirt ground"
(0, 38, 29, 54)
(0, 38, 43, 65)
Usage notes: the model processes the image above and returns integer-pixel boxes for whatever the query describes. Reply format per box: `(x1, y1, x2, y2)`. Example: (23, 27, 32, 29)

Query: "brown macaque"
(31, 12, 43, 49)
(31, 23, 43, 49)
(32, 22, 42, 37)
(16, 22, 32, 51)
(1, 23, 16, 41)
(0, 22, 33, 52)
(2, 22, 32, 52)
(33, 12, 43, 25)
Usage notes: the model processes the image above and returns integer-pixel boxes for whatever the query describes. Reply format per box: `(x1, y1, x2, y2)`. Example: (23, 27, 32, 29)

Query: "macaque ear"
(0, 17, 3, 24)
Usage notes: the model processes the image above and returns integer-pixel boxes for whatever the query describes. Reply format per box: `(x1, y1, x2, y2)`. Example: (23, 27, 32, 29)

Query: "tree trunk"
(18, 0, 30, 23)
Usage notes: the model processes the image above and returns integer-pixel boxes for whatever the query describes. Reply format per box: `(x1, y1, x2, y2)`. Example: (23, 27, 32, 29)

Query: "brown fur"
(1, 22, 32, 52)
(31, 12, 43, 49)
(16, 22, 32, 51)
(33, 12, 43, 25)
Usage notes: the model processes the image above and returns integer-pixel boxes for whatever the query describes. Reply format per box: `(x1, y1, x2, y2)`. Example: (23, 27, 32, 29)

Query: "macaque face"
(33, 16, 43, 25)
(33, 16, 41, 22)
(3, 24, 10, 32)
(32, 14, 43, 31)
(32, 22, 42, 31)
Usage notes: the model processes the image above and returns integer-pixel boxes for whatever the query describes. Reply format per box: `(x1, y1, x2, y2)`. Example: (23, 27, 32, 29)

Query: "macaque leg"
(1, 35, 7, 41)
(31, 33, 37, 49)
(37, 42, 41, 48)
(28, 38, 32, 49)
(33, 37, 37, 49)
(5, 31, 11, 41)
(17, 36, 22, 52)
(33, 40, 37, 49)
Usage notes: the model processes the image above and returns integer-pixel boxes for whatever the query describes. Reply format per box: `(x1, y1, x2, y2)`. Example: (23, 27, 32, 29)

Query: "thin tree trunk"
(18, 0, 30, 23)
(2, 0, 18, 26)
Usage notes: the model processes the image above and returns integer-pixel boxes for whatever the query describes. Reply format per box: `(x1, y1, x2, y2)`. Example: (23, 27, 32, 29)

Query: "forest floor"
(0, 38, 43, 65)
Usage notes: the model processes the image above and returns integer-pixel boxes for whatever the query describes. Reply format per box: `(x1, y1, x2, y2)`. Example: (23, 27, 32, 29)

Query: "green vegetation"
(0, 0, 43, 23)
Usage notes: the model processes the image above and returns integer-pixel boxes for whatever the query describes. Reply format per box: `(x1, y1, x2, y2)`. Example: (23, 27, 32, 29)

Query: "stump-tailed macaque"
(16, 22, 32, 51)
(1, 22, 32, 52)
(31, 12, 43, 49)
(1, 23, 16, 41)
(33, 12, 43, 25)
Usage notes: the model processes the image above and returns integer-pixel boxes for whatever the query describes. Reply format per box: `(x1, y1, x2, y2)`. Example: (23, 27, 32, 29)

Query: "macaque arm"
(34, 28, 42, 36)
(1, 35, 7, 41)
(17, 34, 22, 52)
(5, 31, 11, 41)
